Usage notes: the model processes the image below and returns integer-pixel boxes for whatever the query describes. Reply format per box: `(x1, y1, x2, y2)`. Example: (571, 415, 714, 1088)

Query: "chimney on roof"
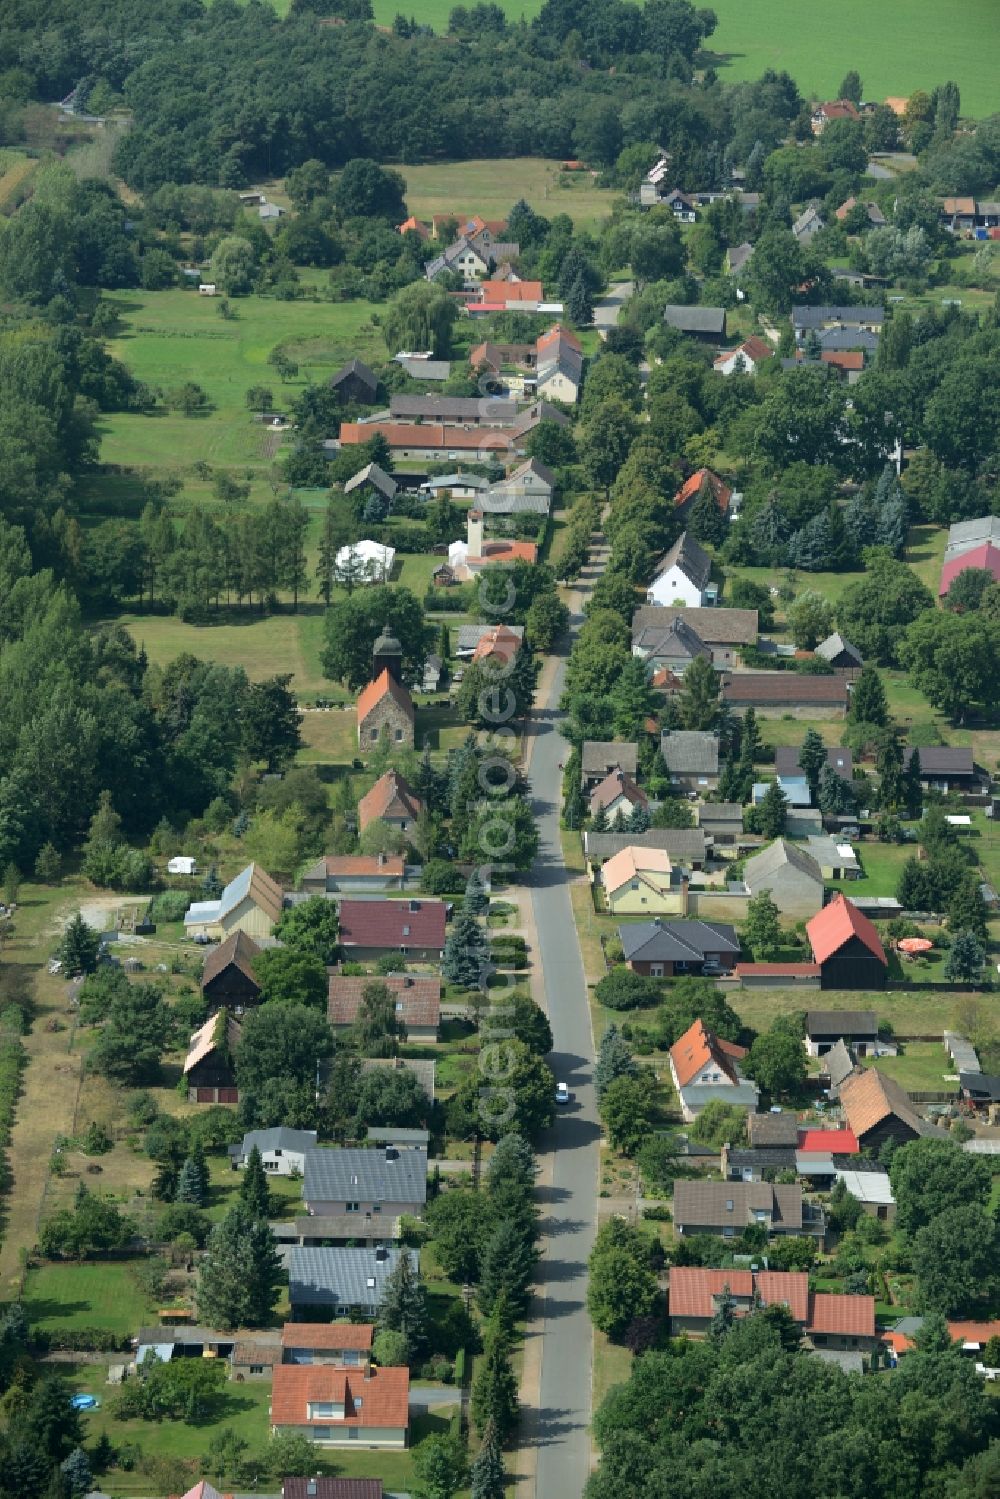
(377, 853, 385, 867)
(385, 1146, 399, 1162)
(404, 975, 413, 987)
(307, 1481, 317, 1497)
(374, 1246, 389, 1263)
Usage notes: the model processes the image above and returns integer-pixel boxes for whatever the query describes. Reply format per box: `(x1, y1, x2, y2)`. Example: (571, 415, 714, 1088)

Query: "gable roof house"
(945, 515, 1000, 561)
(836, 196, 886, 227)
(647, 531, 714, 608)
(663, 305, 727, 344)
(672, 1181, 823, 1242)
(669, 1018, 757, 1122)
(231, 1127, 318, 1175)
(811, 99, 860, 133)
(640, 616, 713, 675)
(424, 235, 490, 284)
(300, 854, 406, 895)
(270, 1362, 409, 1449)
(589, 768, 648, 824)
(671, 470, 734, 518)
(184, 863, 284, 941)
(807, 894, 887, 990)
(721, 672, 849, 718)
(584, 826, 709, 871)
(387, 394, 519, 427)
(748, 1111, 800, 1147)
(534, 325, 584, 404)
(792, 205, 825, 242)
(633, 604, 758, 672)
(344, 463, 397, 502)
(793, 305, 884, 339)
(939, 542, 1000, 598)
(303, 1146, 428, 1219)
(338, 898, 447, 961)
(774, 745, 853, 782)
(282, 1479, 384, 1499)
(328, 974, 441, 1044)
(280, 1321, 375, 1368)
(600, 846, 681, 916)
(903, 746, 982, 795)
(289, 1247, 419, 1317)
(695, 801, 744, 845)
(726, 241, 754, 276)
(356, 671, 414, 754)
(713, 335, 774, 376)
(581, 741, 639, 789)
(340, 422, 524, 465)
(742, 839, 825, 920)
(620, 917, 741, 979)
(357, 770, 424, 834)
(805, 1009, 879, 1058)
(668, 1266, 875, 1348)
(201, 930, 262, 1013)
(839, 1069, 926, 1152)
(329, 360, 378, 404)
(183, 1011, 242, 1104)
(659, 730, 720, 793)
(815, 632, 864, 674)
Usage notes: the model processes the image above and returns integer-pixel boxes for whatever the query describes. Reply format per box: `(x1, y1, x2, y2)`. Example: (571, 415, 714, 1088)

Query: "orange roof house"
(356, 670, 414, 754)
(669, 1018, 747, 1090)
(397, 216, 430, 240)
(884, 97, 909, 116)
(839, 1069, 924, 1152)
(280, 1322, 375, 1353)
(471, 623, 523, 667)
(357, 769, 423, 832)
(806, 893, 887, 989)
(270, 1363, 409, 1448)
(668, 1267, 875, 1342)
(339, 422, 518, 456)
(328, 973, 441, 1036)
(674, 468, 732, 515)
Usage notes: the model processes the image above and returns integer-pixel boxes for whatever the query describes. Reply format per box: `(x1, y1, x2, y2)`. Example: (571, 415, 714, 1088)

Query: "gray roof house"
(643, 616, 712, 674)
(695, 802, 744, 844)
(388, 394, 519, 426)
(289, 1246, 418, 1315)
(395, 356, 451, 381)
(329, 359, 379, 402)
(620, 918, 741, 976)
(727, 241, 754, 275)
(805, 1009, 878, 1057)
(774, 745, 853, 781)
(344, 463, 398, 500)
(946, 515, 1000, 561)
(584, 827, 708, 869)
(303, 1145, 428, 1217)
(792, 205, 825, 242)
(824, 1037, 858, 1091)
(646, 531, 713, 608)
(815, 632, 863, 671)
(633, 605, 758, 671)
(659, 731, 720, 792)
(792, 305, 885, 333)
(903, 746, 980, 792)
(581, 741, 639, 789)
(673, 1181, 821, 1240)
(817, 327, 881, 354)
(229, 1128, 318, 1175)
(743, 838, 825, 919)
(663, 305, 727, 342)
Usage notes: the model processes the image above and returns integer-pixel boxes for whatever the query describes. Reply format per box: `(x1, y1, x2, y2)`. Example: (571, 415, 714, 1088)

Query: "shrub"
(595, 968, 663, 1011)
(148, 890, 191, 923)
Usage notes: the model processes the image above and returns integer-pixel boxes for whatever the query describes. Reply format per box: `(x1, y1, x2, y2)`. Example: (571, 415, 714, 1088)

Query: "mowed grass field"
(102, 288, 384, 470)
(401, 157, 620, 232)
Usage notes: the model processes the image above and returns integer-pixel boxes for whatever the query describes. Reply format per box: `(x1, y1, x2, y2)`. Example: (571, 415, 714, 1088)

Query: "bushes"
(33, 1327, 130, 1353)
(0, 1028, 26, 1227)
(595, 967, 663, 1011)
(148, 890, 191, 923)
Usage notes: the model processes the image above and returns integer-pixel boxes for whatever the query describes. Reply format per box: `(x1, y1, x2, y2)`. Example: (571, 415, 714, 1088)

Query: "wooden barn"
(806, 893, 888, 991)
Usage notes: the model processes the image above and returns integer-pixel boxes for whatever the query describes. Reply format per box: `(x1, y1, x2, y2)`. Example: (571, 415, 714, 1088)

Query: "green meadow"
(102, 288, 384, 470)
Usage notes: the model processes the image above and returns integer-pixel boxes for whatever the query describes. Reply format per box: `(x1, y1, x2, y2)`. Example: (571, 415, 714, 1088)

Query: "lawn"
(861, 1042, 958, 1094)
(828, 842, 912, 899)
(69, 1360, 451, 1496)
(102, 287, 383, 471)
(732, 984, 975, 1036)
(701, 0, 997, 119)
(23, 1260, 156, 1337)
(107, 608, 332, 697)
(399, 157, 620, 234)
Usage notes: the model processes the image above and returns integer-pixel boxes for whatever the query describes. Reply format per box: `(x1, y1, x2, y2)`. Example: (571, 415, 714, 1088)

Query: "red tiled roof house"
(329, 973, 441, 1043)
(338, 899, 447, 961)
(270, 1363, 409, 1449)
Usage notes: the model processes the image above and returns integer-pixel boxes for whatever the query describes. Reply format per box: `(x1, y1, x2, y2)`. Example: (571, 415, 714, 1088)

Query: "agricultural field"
(0, 147, 38, 212)
(109, 607, 331, 697)
(102, 287, 384, 471)
(700, 0, 998, 120)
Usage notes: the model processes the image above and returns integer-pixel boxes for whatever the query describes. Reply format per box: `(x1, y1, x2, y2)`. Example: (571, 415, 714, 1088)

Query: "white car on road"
(555, 1082, 571, 1105)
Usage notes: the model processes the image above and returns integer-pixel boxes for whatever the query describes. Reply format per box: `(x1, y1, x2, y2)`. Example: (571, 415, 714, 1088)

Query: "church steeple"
(373, 627, 403, 684)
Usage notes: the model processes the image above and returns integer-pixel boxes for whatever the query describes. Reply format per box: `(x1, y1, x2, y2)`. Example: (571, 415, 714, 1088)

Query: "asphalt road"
(528, 552, 606, 1499)
(593, 279, 633, 334)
